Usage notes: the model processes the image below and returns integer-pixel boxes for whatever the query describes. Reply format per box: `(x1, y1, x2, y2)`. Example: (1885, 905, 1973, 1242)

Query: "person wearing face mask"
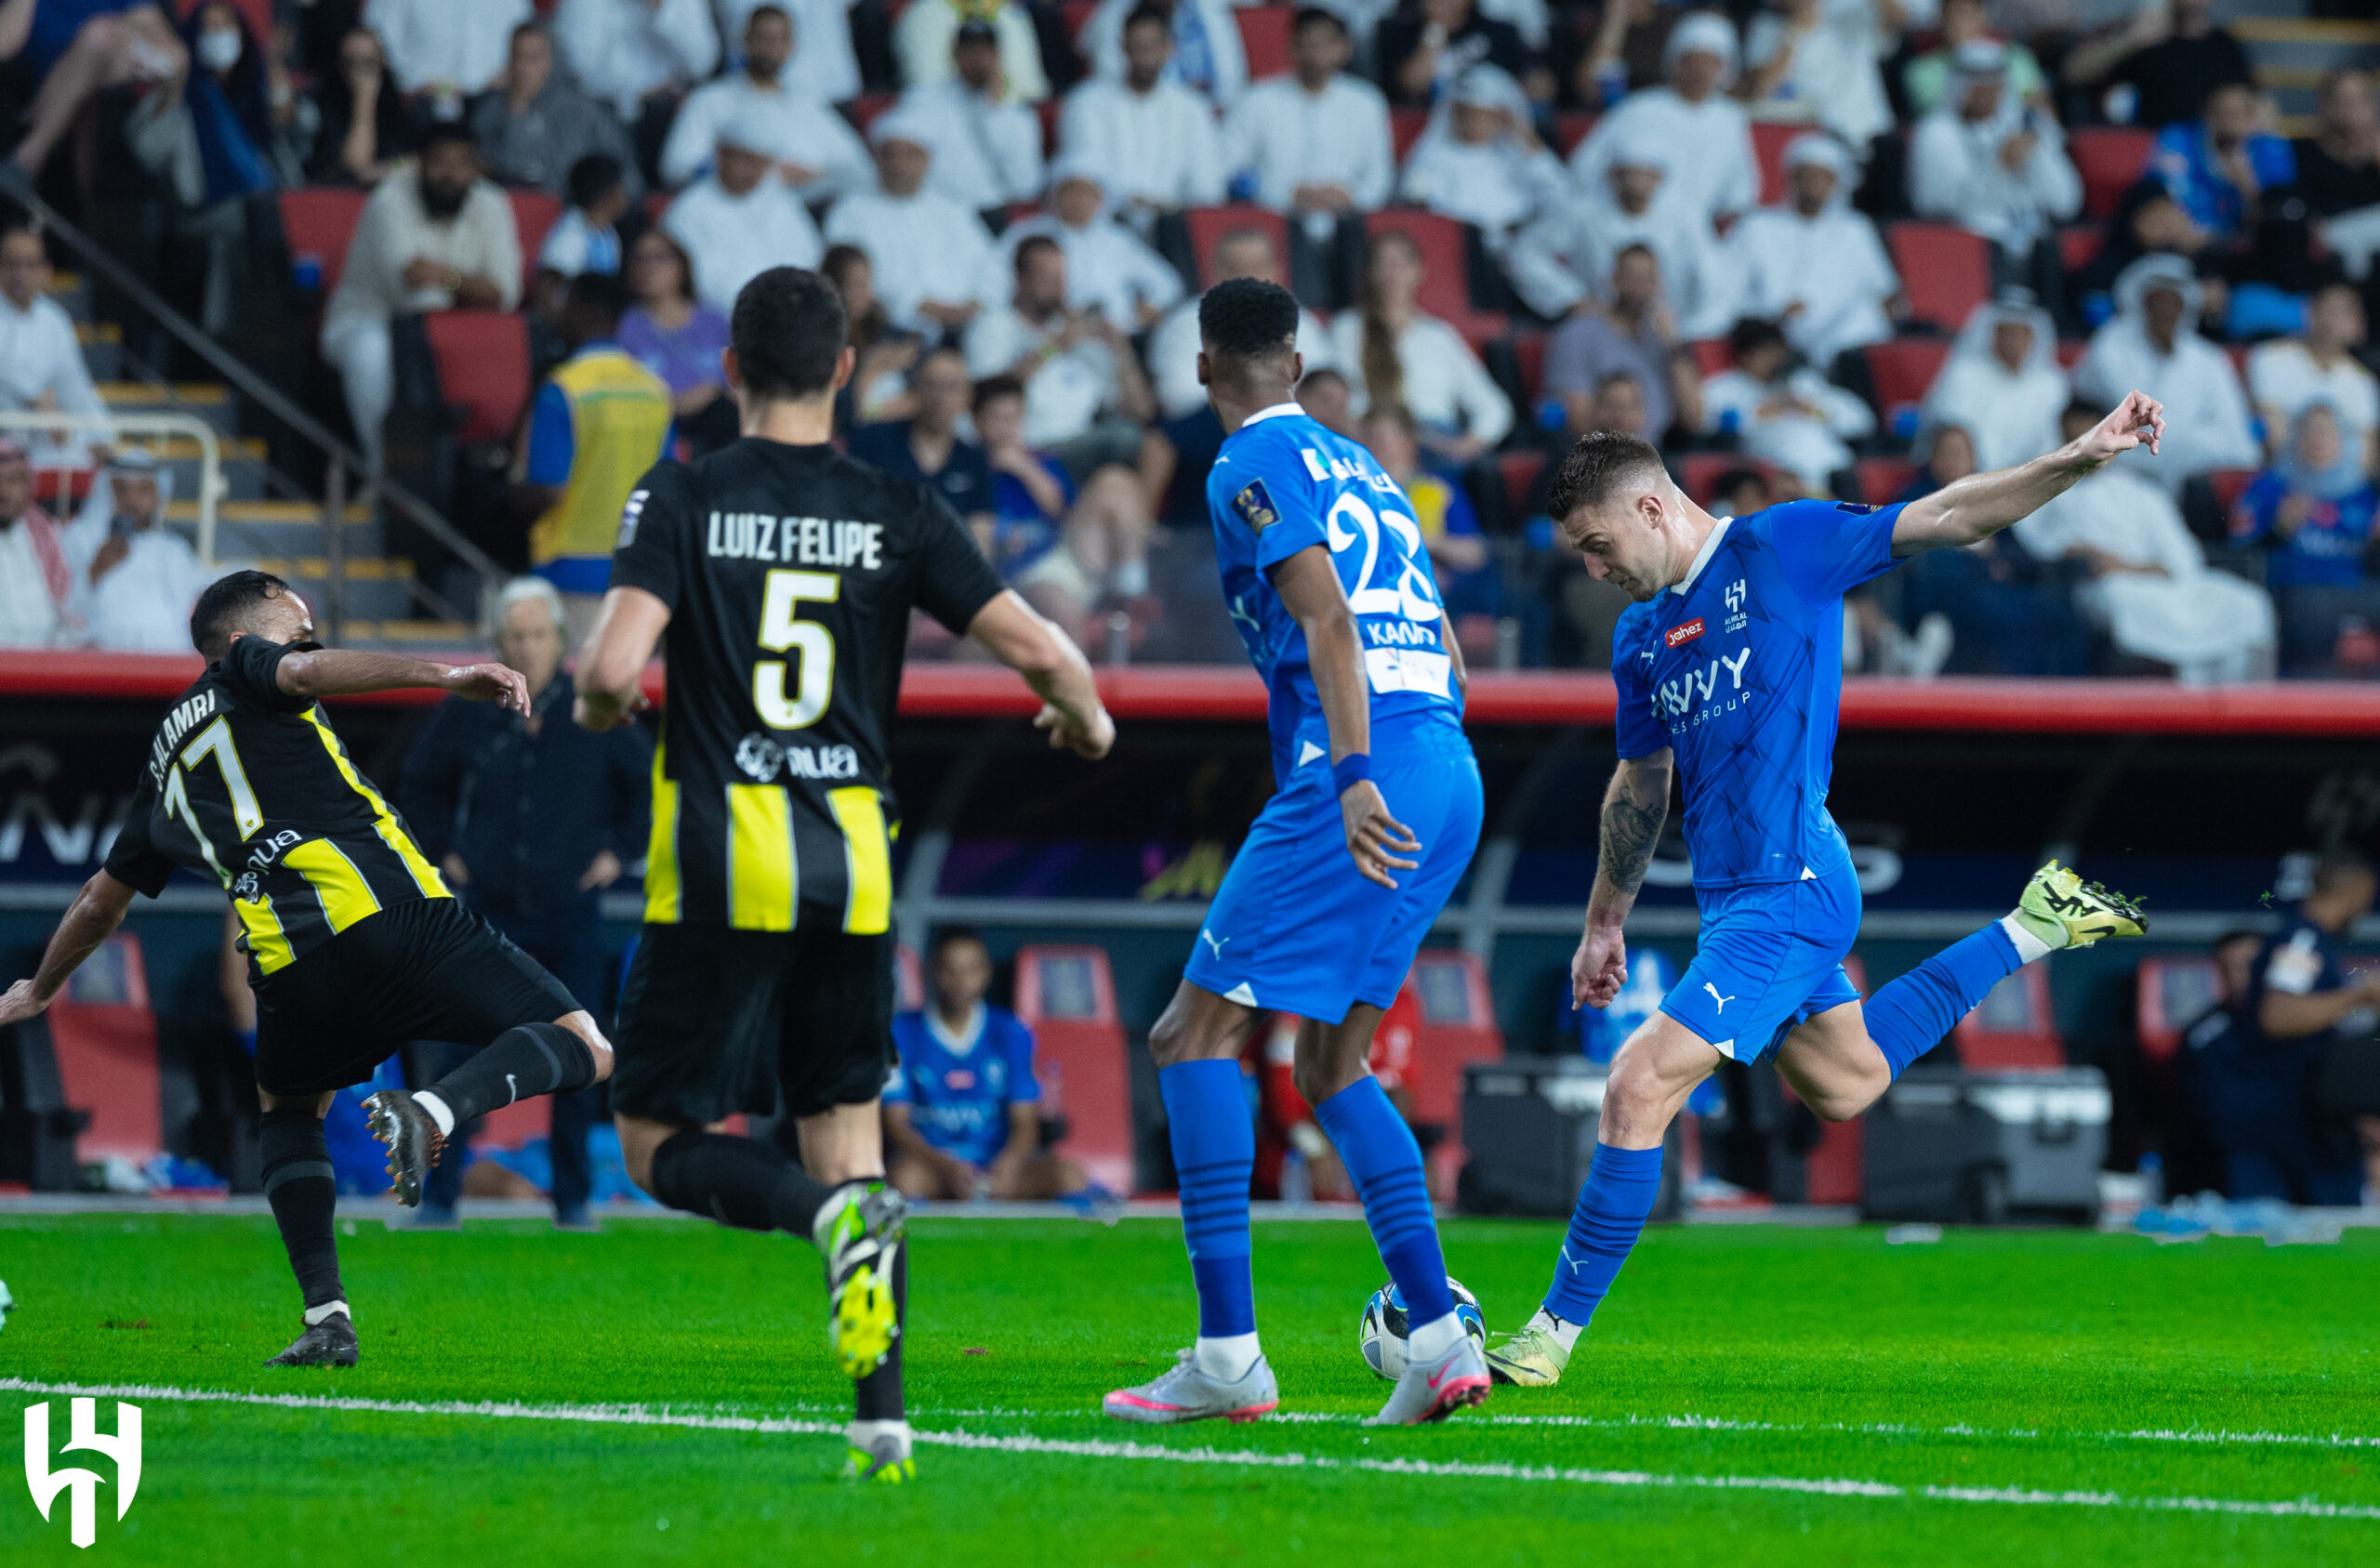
(126, 2, 308, 333)
(320, 121, 522, 471)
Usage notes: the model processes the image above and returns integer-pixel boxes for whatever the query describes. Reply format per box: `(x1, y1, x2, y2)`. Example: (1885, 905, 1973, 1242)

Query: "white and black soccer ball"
(1358, 1277, 1485, 1380)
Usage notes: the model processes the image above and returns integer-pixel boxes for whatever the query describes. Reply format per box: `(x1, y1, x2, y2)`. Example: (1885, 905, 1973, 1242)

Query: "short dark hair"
(746, 2, 791, 27)
(972, 373, 1025, 414)
(1545, 431, 1667, 523)
(1297, 366, 1348, 396)
(418, 120, 478, 159)
(2211, 927, 2263, 955)
(191, 569, 294, 660)
(1593, 370, 1644, 397)
(1728, 316, 1787, 362)
(1014, 233, 1063, 276)
(562, 270, 629, 341)
(1199, 276, 1299, 364)
(1292, 6, 1346, 35)
(2313, 851, 2375, 896)
(731, 266, 846, 401)
(1123, 3, 1171, 37)
(565, 152, 624, 211)
(930, 926, 987, 958)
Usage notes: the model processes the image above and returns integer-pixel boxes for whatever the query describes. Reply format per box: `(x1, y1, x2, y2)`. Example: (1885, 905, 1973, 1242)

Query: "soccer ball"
(1357, 1277, 1485, 1380)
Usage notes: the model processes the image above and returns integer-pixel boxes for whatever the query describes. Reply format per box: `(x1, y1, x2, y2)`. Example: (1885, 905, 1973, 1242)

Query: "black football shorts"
(609, 921, 895, 1126)
(249, 897, 582, 1096)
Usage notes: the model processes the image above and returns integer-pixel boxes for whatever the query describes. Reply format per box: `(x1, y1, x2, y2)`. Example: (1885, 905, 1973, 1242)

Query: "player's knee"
(1601, 1054, 1682, 1144)
(1805, 1061, 1888, 1124)
(556, 1012, 614, 1081)
(1147, 1008, 1195, 1068)
(1289, 1050, 1362, 1110)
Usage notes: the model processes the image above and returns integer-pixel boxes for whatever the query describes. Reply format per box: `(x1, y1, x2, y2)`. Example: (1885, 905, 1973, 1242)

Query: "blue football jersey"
(1611, 499, 1903, 890)
(884, 1003, 1042, 1166)
(1206, 403, 1463, 784)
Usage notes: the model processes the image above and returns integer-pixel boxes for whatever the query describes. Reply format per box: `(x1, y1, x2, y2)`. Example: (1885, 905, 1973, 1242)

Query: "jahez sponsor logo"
(1664, 618, 1707, 650)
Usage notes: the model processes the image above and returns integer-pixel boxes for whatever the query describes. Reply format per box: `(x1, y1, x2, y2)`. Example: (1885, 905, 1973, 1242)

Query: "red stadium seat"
(1888, 222, 1990, 334)
(2056, 337, 2086, 370)
(843, 92, 897, 139)
(1552, 111, 1596, 157)
(280, 187, 369, 295)
(896, 942, 923, 1013)
(423, 310, 533, 445)
(1403, 950, 1503, 1196)
(1036, 97, 1062, 157)
(2070, 126, 2154, 218)
(1860, 338, 1950, 422)
(1498, 448, 1545, 518)
(2058, 223, 2106, 274)
(1184, 204, 1290, 288)
(46, 934, 162, 1166)
(1511, 328, 1546, 403)
(1751, 121, 1799, 207)
(1673, 451, 1781, 505)
(509, 190, 563, 289)
(2135, 955, 2219, 1065)
(2207, 468, 2256, 514)
(1856, 456, 1918, 506)
(1013, 944, 1133, 1193)
(1364, 208, 1504, 341)
(1953, 964, 2064, 1070)
(1686, 336, 1731, 376)
(1236, 5, 1292, 78)
(1391, 108, 1428, 164)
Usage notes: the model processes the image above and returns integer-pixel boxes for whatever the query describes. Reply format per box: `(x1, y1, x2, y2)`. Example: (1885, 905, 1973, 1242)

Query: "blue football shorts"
(1185, 713, 1483, 1024)
(1659, 857, 1863, 1065)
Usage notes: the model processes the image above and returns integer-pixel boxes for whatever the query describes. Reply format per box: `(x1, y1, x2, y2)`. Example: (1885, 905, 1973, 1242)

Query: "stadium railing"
(0, 409, 227, 564)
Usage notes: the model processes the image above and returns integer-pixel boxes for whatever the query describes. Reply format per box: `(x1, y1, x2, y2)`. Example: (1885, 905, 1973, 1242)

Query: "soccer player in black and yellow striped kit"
(574, 267, 1114, 1482)
(0, 571, 614, 1366)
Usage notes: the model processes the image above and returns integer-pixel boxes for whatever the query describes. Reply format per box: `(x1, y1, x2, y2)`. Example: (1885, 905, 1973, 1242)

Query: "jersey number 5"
(754, 569, 840, 731)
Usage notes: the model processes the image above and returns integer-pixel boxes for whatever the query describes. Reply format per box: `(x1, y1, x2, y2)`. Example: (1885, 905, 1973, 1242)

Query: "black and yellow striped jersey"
(103, 637, 450, 977)
(609, 437, 1003, 933)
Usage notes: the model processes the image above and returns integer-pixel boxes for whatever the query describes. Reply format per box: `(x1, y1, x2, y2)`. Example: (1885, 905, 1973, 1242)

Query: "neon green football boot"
(2014, 861, 2149, 951)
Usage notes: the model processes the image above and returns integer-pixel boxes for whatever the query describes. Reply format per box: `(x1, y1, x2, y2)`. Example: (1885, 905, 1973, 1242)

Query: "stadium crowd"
(1, 0, 2378, 678)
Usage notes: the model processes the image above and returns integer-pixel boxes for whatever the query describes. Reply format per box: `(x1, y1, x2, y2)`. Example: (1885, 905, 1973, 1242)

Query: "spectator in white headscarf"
(1569, 10, 1759, 227)
(1909, 41, 2081, 282)
(825, 108, 997, 333)
(983, 154, 1184, 330)
(662, 116, 826, 311)
(1923, 293, 2068, 472)
(1396, 64, 1566, 249)
(2075, 254, 2259, 491)
(1508, 123, 1737, 336)
(1730, 132, 1901, 370)
(2015, 402, 2276, 683)
(61, 451, 211, 653)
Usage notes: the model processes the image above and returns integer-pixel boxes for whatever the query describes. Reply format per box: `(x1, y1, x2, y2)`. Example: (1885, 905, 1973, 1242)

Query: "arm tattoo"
(1598, 766, 1670, 899)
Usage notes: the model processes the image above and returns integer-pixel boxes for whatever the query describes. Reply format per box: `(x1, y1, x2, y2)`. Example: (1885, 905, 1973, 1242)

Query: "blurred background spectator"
(0, 0, 187, 179)
(1540, 244, 1700, 444)
(309, 24, 412, 186)
(662, 118, 823, 310)
(2064, 0, 2250, 132)
(365, 0, 526, 115)
(1568, 10, 1754, 227)
(661, 4, 867, 199)
(895, 0, 1051, 102)
(619, 228, 736, 451)
(1396, 62, 1563, 249)
(1738, 0, 1900, 159)
(1700, 316, 1871, 497)
(1081, 0, 1249, 106)
(1223, 7, 1393, 245)
(1903, 0, 2045, 119)
(899, 16, 1046, 214)
(2248, 280, 2375, 467)
(1909, 42, 2080, 310)
(0, 438, 76, 645)
(61, 450, 206, 652)
(1511, 125, 1735, 336)
(850, 345, 995, 550)
(1058, 4, 1226, 227)
(1924, 294, 2068, 472)
(0, 221, 108, 470)
(825, 109, 992, 332)
(990, 155, 1182, 330)
(1381, 0, 1547, 110)
(553, 0, 720, 163)
(472, 22, 642, 204)
(1149, 224, 1334, 421)
(2232, 402, 2380, 676)
(1333, 227, 1511, 462)
(823, 242, 922, 428)
(1729, 132, 1901, 373)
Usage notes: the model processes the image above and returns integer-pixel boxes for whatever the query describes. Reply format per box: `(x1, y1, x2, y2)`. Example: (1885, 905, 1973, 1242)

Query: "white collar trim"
(1669, 517, 1731, 597)
(926, 1001, 986, 1056)
(1240, 402, 1304, 427)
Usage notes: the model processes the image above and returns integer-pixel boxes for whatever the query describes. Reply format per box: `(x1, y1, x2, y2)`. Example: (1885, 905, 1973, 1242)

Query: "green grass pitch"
(2, 1212, 2375, 1565)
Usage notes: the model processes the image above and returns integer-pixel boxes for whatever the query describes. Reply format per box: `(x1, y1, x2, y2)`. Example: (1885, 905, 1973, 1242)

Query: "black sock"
(426, 1022, 598, 1124)
(259, 1108, 344, 1311)
(646, 1128, 838, 1234)
(854, 1242, 906, 1422)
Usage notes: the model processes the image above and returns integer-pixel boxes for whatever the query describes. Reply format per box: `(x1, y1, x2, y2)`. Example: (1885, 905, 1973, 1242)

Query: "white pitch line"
(5, 1378, 2374, 1523)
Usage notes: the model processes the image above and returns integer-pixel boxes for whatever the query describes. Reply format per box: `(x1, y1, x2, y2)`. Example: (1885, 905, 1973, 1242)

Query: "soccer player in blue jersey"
(1483, 395, 2165, 1387)
(1104, 278, 1491, 1428)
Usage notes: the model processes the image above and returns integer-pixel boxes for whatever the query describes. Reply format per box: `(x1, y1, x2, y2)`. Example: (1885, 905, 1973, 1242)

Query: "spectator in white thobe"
(1729, 132, 1900, 370)
(1057, 6, 1227, 224)
(0, 440, 77, 648)
(964, 234, 1157, 451)
(1700, 317, 1874, 494)
(714, 0, 861, 102)
(1509, 124, 1737, 336)
(662, 4, 870, 198)
(1569, 10, 1758, 227)
(2248, 281, 2380, 466)
(1738, 0, 1907, 154)
(1908, 41, 2080, 257)
(2075, 254, 2259, 492)
(1396, 63, 1566, 249)
(553, 0, 721, 122)
(897, 17, 1046, 211)
(663, 121, 826, 311)
(0, 224, 108, 472)
(364, 0, 530, 101)
(1221, 7, 1393, 237)
(897, 0, 1051, 103)
(1081, 0, 1248, 108)
(2015, 402, 2275, 683)
(61, 452, 213, 653)
(321, 128, 522, 471)
(824, 108, 996, 333)
(984, 155, 1183, 329)
(1923, 294, 2067, 472)
(1148, 225, 1336, 418)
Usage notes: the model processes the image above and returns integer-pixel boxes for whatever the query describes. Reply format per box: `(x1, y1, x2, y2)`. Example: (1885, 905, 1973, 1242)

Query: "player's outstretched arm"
(1574, 750, 1673, 1010)
(967, 590, 1116, 760)
(271, 645, 531, 714)
(1890, 390, 2168, 557)
(1272, 544, 1421, 890)
(0, 869, 137, 1027)
(573, 586, 672, 731)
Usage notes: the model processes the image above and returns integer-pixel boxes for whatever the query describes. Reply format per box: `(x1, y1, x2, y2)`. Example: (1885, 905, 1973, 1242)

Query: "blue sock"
(1158, 1059, 1256, 1338)
(1864, 922, 2024, 1080)
(1543, 1142, 1662, 1328)
(1313, 1076, 1456, 1324)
